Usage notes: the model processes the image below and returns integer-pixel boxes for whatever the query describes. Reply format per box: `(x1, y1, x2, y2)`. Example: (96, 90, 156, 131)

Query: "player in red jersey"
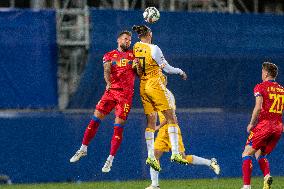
(241, 62, 284, 189)
(70, 30, 140, 173)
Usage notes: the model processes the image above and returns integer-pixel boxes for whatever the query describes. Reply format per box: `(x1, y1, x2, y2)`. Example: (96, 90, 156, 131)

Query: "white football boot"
(145, 185, 160, 189)
(70, 150, 87, 163)
(210, 158, 220, 175)
(240, 186, 251, 189)
(102, 159, 113, 173)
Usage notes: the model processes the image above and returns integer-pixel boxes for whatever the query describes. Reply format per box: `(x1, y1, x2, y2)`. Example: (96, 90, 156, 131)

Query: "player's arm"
(132, 58, 143, 77)
(155, 114, 178, 130)
(247, 96, 263, 133)
(155, 119, 167, 131)
(103, 61, 112, 90)
(152, 45, 187, 80)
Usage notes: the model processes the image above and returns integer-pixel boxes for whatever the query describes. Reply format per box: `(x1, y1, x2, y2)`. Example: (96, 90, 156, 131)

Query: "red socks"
(110, 124, 124, 156)
(242, 156, 253, 185)
(82, 118, 124, 157)
(82, 116, 101, 145)
(242, 155, 271, 186)
(258, 156, 270, 177)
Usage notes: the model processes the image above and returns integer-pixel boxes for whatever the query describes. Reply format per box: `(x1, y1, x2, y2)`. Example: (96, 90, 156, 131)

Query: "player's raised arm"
(152, 45, 187, 80)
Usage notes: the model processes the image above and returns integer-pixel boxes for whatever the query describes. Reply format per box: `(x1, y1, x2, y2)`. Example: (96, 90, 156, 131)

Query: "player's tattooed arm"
(104, 61, 112, 90)
(247, 96, 263, 133)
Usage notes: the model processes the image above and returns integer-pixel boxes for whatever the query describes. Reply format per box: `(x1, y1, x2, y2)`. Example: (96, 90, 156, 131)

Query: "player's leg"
(102, 117, 126, 173)
(70, 110, 106, 163)
(255, 150, 271, 179)
(146, 124, 170, 189)
(82, 110, 106, 148)
(255, 150, 273, 189)
(141, 79, 165, 171)
(102, 92, 133, 172)
(146, 150, 164, 189)
(175, 125, 220, 174)
(70, 91, 114, 163)
(256, 125, 282, 189)
(161, 109, 188, 165)
(181, 153, 220, 175)
(145, 112, 161, 171)
(241, 145, 257, 189)
(241, 124, 270, 189)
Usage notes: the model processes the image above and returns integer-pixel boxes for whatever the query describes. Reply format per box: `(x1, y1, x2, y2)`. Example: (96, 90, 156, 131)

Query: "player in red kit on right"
(241, 62, 284, 189)
(70, 30, 141, 173)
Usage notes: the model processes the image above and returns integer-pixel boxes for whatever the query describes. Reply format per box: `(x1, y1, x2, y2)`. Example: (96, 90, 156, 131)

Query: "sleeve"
(151, 45, 184, 75)
(254, 84, 263, 97)
(103, 53, 111, 64)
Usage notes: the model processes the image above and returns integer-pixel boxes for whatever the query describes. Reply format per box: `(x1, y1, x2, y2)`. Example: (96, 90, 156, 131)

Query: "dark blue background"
(0, 10, 58, 108)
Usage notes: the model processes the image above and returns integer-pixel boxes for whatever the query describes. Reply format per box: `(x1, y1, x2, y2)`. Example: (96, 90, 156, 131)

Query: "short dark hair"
(117, 30, 132, 38)
(262, 61, 278, 78)
(132, 25, 151, 38)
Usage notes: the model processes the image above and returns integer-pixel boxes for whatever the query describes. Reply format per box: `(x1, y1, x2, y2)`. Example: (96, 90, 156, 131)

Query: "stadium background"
(0, 0, 284, 185)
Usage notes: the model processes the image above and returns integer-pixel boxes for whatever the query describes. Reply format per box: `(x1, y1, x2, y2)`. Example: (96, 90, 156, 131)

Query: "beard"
(120, 44, 129, 51)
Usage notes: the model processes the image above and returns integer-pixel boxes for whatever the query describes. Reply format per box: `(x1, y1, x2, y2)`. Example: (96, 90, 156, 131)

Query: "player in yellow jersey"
(145, 88, 220, 189)
(132, 25, 188, 172)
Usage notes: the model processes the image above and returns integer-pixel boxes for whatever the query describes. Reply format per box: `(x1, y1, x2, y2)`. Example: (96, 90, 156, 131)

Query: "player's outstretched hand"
(247, 123, 254, 133)
(181, 71, 187, 80)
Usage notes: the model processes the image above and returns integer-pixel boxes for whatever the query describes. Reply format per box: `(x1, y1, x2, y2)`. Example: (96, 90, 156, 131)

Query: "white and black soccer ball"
(143, 7, 160, 24)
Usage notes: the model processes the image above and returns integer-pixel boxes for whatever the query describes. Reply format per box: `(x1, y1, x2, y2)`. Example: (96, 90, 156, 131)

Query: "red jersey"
(254, 80, 284, 123)
(103, 49, 135, 92)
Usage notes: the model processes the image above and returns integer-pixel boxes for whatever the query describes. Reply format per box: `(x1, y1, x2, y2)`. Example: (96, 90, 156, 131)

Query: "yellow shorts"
(140, 76, 172, 115)
(154, 124, 185, 152)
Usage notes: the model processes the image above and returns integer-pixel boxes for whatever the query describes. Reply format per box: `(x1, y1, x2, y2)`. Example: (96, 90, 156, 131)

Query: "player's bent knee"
(94, 110, 106, 120)
(242, 145, 257, 157)
(114, 117, 126, 125)
(146, 113, 157, 129)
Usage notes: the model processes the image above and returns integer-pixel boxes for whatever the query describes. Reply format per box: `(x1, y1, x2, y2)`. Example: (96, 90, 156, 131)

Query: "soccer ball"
(143, 7, 160, 23)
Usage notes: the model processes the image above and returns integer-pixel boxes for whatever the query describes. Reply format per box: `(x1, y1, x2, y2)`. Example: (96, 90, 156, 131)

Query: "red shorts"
(95, 89, 133, 120)
(246, 120, 283, 155)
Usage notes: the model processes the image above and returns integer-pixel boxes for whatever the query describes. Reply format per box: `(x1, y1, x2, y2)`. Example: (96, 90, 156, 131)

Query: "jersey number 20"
(269, 94, 284, 114)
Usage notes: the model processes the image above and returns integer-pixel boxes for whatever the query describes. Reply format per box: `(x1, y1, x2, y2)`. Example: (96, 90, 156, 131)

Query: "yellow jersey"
(133, 42, 163, 80)
(133, 41, 181, 114)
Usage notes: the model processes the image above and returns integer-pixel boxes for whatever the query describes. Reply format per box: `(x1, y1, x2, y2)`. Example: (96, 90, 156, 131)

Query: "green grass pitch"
(2, 177, 284, 189)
